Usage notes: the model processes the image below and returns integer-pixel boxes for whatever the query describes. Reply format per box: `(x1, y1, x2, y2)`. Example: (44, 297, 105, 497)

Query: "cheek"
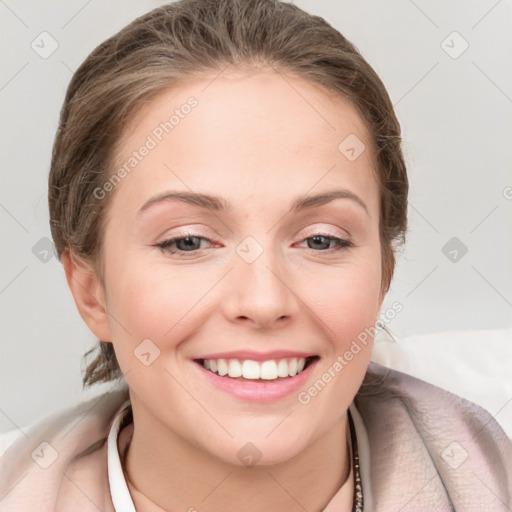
(302, 256, 382, 344)
(105, 259, 209, 352)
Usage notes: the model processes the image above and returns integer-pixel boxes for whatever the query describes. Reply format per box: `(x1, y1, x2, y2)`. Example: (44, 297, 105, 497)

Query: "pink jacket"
(1, 362, 511, 511)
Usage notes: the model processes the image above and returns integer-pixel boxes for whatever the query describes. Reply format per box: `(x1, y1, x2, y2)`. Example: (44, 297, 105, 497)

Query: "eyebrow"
(137, 189, 369, 217)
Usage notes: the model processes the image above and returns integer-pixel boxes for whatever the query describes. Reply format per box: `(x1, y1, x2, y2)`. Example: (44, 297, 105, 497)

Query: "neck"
(119, 403, 352, 512)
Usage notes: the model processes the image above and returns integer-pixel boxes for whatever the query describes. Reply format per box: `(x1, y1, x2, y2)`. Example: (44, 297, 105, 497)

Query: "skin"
(63, 67, 386, 511)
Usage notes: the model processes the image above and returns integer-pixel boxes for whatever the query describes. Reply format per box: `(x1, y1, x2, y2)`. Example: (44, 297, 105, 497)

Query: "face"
(93, 68, 384, 466)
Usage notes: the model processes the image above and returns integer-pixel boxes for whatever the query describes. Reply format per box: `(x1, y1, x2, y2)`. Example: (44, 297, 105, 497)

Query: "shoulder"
(0, 383, 129, 512)
(359, 361, 509, 439)
(355, 362, 512, 510)
(0, 430, 22, 457)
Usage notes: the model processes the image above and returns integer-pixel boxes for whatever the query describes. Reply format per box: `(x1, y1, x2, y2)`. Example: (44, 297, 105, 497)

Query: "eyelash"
(155, 232, 353, 257)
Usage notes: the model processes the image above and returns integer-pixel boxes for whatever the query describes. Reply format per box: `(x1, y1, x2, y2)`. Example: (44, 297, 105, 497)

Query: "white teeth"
(217, 358, 228, 376)
(288, 358, 298, 377)
(242, 360, 260, 379)
(260, 360, 278, 380)
(228, 359, 242, 378)
(277, 359, 289, 377)
(201, 357, 309, 380)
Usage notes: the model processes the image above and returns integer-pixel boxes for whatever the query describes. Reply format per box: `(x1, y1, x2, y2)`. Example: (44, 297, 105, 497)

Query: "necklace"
(120, 407, 364, 511)
(348, 408, 364, 512)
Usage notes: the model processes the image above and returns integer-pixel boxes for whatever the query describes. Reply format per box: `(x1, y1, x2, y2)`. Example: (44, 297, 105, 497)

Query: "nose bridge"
(225, 234, 298, 326)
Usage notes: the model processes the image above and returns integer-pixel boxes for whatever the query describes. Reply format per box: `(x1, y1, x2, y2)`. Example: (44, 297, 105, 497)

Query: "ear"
(61, 249, 112, 342)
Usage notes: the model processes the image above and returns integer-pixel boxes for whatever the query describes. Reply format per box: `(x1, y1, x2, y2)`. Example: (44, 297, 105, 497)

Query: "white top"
(106, 400, 372, 512)
(107, 399, 135, 512)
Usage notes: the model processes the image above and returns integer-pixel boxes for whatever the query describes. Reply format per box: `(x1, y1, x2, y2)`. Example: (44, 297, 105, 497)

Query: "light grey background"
(1, 0, 511, 432)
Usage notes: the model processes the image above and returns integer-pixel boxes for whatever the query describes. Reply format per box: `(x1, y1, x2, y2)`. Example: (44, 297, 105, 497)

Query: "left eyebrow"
(137, 189, 369, 217)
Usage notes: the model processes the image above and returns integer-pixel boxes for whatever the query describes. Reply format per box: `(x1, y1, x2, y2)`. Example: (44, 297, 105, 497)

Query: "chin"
(206, 426, 316, 468)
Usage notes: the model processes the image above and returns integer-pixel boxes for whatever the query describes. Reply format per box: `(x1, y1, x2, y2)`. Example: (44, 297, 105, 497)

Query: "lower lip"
(193, 359, 318, 403)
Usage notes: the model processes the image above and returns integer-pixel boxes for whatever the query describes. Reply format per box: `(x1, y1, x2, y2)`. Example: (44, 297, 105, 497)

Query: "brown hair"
(48, 0, 408, 388)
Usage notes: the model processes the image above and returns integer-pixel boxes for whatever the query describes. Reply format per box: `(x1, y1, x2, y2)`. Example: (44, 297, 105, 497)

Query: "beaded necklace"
(348, 409, 364, 511)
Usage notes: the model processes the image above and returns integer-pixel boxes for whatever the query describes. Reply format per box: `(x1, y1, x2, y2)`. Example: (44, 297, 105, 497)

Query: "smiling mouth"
(194, 356, 319, 381)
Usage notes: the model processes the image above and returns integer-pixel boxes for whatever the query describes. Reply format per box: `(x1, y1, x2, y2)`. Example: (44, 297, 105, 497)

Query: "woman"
(1, 0, 510, 510)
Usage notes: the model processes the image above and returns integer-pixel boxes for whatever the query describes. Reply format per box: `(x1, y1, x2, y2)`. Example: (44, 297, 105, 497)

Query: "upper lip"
(194, 350, 318, 362)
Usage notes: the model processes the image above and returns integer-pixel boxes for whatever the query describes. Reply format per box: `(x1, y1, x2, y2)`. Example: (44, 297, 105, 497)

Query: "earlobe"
(61, 249, 112, 342)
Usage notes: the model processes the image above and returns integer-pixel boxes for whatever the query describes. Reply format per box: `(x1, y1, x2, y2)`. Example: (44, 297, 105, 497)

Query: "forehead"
(108, 68, 378, 217)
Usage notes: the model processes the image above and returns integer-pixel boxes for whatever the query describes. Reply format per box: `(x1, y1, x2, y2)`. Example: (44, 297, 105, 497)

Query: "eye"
(155, 232, 353, 257)
(297, 234, 353, 252)
(156, 234, 213, 256)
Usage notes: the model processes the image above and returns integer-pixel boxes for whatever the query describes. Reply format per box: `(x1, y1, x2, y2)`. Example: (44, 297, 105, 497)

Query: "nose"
(221, 238, 300, 330)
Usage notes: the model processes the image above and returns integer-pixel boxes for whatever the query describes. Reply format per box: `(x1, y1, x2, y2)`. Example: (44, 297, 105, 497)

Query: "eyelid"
(156, 225, 349, 244)
(296, 223, 352, 240)
(155, 224, 218, 243)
